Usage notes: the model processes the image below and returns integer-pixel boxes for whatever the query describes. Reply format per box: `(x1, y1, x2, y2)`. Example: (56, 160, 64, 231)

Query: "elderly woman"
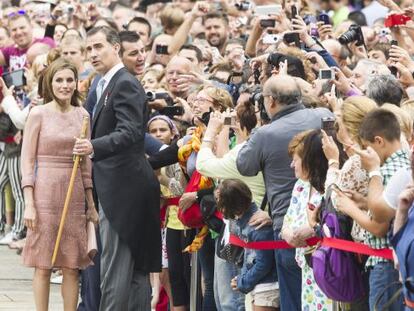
(178, 84, 233, 311)
(21, 59, 98, 311)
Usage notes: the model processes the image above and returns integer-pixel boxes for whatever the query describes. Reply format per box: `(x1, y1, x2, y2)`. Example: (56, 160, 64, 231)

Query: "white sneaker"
(50, 275, 63, 284)
(0, 232, 14, 245)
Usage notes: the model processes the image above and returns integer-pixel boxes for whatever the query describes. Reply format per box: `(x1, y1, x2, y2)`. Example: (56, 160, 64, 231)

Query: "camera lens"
(146, 91, 155, 101)
(338, 25, 363, 45)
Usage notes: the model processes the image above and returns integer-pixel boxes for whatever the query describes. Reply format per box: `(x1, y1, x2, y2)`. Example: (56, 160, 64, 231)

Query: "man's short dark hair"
(202, 13, 229, 26)
(87, 26, 121, 46)
(180, 44, 202, 63)
(359, 109, 401, 143)
(119, 31, 141, 56)
(127, 16, 152, 36)
(217, 179, 252, 219)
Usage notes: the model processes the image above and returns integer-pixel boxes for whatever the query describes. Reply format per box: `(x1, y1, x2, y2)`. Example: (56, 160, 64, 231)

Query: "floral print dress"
(283, 179, 333, 311)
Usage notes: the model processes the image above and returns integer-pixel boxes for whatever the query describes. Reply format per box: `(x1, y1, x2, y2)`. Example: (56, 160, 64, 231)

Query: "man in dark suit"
(73, 26, 161, 311)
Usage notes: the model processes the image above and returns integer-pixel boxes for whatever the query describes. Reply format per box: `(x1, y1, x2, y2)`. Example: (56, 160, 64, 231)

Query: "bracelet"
(368, 170, 382, 180)
(328, 159, 339, 166)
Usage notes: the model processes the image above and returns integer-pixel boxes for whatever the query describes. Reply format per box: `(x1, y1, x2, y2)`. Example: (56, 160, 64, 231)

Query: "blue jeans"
(369, 261, 404, 311)
(198, 234, 217, 311)
(274, 230, 301, 311)
(213, 250, 245, 311)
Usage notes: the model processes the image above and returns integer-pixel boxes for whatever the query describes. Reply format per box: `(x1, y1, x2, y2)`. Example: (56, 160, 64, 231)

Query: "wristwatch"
(328, 159, 339, 167)
(368, 170, 382, 181)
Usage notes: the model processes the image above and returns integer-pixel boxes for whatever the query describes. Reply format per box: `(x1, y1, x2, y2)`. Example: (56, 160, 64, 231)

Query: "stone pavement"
(0, 245, 63, 311)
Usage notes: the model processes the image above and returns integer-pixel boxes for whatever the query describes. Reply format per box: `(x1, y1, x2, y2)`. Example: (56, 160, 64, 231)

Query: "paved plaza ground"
(0, 245, 63, 311)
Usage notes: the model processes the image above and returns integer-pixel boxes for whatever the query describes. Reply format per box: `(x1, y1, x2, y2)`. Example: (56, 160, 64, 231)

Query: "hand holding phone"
(319, 69, 335, 80)
(2, 69, 26, 89)
(260, 19, 276, 28)
(291, 5, 297, 20)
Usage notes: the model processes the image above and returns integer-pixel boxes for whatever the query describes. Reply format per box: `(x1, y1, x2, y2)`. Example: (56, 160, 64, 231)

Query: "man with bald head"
(237, 75, 333, 311)
(165, 55, 194, 99)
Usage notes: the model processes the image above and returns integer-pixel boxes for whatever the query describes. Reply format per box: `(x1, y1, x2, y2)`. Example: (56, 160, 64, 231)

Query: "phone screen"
(2, 69, 26, 89)
(321, 117, 336, 135)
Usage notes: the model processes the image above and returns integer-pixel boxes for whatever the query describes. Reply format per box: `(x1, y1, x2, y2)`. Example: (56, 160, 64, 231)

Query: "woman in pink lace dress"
(21, 59, 98, 311)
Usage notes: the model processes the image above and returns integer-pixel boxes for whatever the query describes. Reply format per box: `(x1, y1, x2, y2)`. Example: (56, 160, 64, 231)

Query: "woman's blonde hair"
(202, 85, 233, 112)
(401, 99, 414, 124)
(382, 103, 413, 142)
(341, 96, 377, 145)
(59, 34, 86, 54)
(160, 4, 185, 32)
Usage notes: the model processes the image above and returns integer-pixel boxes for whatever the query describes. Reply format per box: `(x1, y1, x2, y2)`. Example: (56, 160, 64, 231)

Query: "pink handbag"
(87, 221, 97, 260)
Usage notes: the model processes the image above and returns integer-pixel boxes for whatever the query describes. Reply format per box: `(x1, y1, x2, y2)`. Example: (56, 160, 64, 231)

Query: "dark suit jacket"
(91, 67, 161, 273)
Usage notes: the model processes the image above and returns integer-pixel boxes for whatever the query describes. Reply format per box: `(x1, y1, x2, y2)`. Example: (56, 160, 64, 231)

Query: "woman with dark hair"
(280, 129, 333, 310)
(21, 58, 98, 310)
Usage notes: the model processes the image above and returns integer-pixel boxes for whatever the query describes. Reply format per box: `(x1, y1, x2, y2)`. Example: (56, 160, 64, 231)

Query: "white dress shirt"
(99, 62, 125, 95)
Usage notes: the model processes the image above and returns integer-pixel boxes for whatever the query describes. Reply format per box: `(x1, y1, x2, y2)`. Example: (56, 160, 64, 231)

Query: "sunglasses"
(7, 10, 27, 19)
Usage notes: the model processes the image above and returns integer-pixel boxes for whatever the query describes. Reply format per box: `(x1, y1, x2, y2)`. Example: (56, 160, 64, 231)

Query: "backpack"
(391, 204, 414, 309)
(311, 187, 366, 302)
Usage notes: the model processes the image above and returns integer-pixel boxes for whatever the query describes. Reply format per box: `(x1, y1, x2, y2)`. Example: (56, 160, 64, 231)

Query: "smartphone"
(254, 4, 282, 16)
(283, 32, 300, 48)
(317, 13, 330, 25)
(390, 40, 398, 46)
(263, 34, 280, 44)
(319, 69, 335, 80)
(291, 5, 297, 20)
(260, 19, 276, 28)
(155, 44, 169, 55)
(2, 69, 26, 89)
(224, 116, 236, 126)
(159, 106, 184, 117)
(321, 117, 336, 136)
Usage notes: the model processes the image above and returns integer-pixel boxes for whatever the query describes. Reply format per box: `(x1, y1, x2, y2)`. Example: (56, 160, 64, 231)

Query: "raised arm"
(168, 2, 208, 55)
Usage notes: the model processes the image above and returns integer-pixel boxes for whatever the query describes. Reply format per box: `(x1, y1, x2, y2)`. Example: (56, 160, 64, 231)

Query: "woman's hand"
(0, 78, 14, 98)
(321, 129, 339, 162)
(317, 22, 334, 40)
(205, 111, 224, 138)
(86, 204, 99, 225)
(333, 188, 358, 216)
(24, 202, 37, 231)
(283, 227, 307, 247)
(179, 192, 197, 212)
(324, 84, 339, 112)
(349, 42, 368, 60)
(332, 67, 353, 94)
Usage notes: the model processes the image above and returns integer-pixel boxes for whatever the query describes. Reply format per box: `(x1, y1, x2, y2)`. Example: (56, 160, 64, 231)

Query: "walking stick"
(51, 116, 89, 266)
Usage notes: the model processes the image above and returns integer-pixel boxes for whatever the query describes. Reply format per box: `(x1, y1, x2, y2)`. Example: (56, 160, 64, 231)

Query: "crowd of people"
(0, 0, 414, 310)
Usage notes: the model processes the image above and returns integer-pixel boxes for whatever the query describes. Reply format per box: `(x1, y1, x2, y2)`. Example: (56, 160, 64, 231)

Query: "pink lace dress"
(21, 105, 93, 269)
